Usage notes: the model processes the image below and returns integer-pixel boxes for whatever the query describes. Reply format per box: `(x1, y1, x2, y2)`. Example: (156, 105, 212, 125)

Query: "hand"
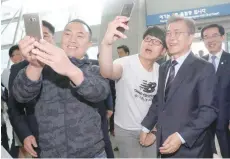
(101, 16, 129, 45)
(23, 135, 38, 157)
(143, 133, 156, 146)
(159, 132, 182, 154)
(32, 39, 76, 76)
(139, 131, 148, 146)
(107, 110, 113, 119)
(18, 36, 44, 68)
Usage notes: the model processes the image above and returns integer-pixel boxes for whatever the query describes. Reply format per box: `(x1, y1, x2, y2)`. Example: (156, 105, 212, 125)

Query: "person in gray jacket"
(11, 19, 109, 158)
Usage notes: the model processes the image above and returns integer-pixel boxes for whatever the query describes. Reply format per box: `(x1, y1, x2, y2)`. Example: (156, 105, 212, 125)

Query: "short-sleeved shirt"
(114, 54, 159, 130)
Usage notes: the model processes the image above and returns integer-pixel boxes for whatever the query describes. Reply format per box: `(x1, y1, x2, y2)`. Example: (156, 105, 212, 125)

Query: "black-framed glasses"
(166, 31, 189, 38)
(202, 34, 222, 40)
(144, 37, 162, 46)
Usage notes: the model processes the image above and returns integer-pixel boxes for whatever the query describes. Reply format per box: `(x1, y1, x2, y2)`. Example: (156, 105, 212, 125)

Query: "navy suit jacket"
(8, 61, 39, 143)
(203, 51, 230, 129)
(142, 53, 218, 158)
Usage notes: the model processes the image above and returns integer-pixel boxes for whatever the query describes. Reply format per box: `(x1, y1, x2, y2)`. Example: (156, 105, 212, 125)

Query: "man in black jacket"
(1, 44, 23, 155)
(90, 58, 114, 158)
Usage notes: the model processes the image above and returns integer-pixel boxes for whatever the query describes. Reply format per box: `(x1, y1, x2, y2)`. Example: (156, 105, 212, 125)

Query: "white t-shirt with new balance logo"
(114, 54, 159, 130)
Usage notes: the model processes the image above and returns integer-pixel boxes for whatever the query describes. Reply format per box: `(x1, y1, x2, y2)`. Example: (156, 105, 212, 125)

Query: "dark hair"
(201, 24, 225, 39)
(66, 19, 92, 41)
(42, 20, 55, 35)
(143, 26, 166, 48)
(117, 45, 130, 55)
(9, 45, 19, 57)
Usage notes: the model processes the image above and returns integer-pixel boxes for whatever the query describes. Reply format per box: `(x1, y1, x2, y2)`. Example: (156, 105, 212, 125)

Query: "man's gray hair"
(166, 15, 196, 35)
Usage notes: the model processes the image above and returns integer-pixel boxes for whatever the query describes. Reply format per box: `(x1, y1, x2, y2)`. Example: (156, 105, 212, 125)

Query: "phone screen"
(117, 2, 135, 33)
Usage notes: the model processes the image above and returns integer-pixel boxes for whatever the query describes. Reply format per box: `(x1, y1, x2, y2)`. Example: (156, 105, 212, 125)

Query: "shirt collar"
(209, 50, 223, 60)
(171, 50, 191, 66)
(69, 56, 90, 67)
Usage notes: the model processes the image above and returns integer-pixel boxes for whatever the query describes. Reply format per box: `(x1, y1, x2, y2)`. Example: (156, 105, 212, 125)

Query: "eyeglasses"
(166, 31, 189, 38)
(202, 34, 222, 40)
(144, 37, 162, 46)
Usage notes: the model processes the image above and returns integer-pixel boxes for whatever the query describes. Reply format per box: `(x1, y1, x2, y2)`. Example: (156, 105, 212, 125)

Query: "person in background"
(117, 45, 130, 58)
(7, 20, 55, 158)
(1, 45, 23, 158)
(1, 85, 10, 152)
(90, 54, 115, 158)
(201, 24, 230, 158)
(1, 45, 23, 90)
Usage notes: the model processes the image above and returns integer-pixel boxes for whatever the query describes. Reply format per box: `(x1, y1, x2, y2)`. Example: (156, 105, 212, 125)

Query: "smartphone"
(117, 2, 135, 33)
(23, 13, 43, 40)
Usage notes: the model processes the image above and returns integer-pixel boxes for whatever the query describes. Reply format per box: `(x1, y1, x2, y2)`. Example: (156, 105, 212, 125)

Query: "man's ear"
(161, 48, 167, 56)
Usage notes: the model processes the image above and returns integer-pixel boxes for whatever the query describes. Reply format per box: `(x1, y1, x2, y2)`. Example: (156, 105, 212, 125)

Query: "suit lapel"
(216, 52, 228, 76)
(202, 55, 209, 61)
(165, 53, 196, 104)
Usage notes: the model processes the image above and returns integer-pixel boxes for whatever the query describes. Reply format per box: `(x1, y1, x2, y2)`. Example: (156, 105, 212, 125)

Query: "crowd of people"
(1, 14, 230, 158)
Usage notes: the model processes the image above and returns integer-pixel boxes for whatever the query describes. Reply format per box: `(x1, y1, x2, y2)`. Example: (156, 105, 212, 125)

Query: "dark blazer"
(203, 51, 230, 158)
(203, 51, 230, 129)
(7, 60, 39, 143)
(142, 53, 218, 158)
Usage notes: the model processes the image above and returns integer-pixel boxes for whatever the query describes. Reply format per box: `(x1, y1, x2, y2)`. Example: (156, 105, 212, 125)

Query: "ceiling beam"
(1, 17, 19, 25)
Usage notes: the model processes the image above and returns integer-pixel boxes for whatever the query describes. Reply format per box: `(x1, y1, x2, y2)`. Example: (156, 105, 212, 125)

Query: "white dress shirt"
(208, 50, 223, 71)
(142, 50, 191, 144)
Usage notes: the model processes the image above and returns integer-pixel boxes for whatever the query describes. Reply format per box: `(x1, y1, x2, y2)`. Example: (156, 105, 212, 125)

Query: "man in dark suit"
(7, 20, 55, 157)
(140, 15, 218, 158)
(1, 44, 24, 156)
(201, 24, 230, 158)
(89, 58, 115, 158)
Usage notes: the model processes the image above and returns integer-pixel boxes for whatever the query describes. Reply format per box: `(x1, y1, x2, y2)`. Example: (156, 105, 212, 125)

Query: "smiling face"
(61, 22, 92, 59)
(202, 27, 225, 54)
(166, 20, 194, 57)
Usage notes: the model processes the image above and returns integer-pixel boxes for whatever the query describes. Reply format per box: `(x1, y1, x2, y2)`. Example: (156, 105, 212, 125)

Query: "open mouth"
(145, 49, 152, 53)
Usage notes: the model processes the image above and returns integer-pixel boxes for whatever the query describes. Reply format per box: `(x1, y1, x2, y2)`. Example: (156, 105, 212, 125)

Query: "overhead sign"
(146, 3, 230, 26)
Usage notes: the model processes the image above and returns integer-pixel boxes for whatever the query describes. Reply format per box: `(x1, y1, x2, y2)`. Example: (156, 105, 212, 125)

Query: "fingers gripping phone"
(23, 13, 43, 41)
(117, 2, 135, 33)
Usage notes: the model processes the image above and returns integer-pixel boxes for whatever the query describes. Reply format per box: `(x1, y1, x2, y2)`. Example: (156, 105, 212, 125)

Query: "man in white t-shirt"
(99, 16, 166, 158)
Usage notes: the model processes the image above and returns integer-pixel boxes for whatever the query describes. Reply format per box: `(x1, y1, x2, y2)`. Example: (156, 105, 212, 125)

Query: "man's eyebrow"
(64, 29, 72, 32)
(77, 32, 84, 35)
